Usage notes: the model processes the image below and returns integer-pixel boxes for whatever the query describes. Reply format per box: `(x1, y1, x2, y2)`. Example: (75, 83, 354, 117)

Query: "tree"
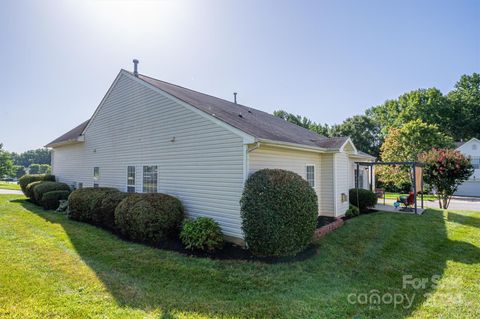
(366, 88, 453, 138)
(377, 120, 454, 187)
(13, 165, 26, 179)
(330, 115, 382, 157)
(447, 73, 480, 140)
(419, 148, 473, 209)
(11, 148, 51, 167)
(273, 110, 331, 136)
(28, 164, 41, 174)
(0, 143, 14, 178)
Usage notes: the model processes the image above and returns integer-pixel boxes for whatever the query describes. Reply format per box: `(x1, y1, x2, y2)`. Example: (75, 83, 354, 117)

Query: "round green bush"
(349, 188, 378, 213)
(115, 193, 184, 244)
(99, 192, 129, 230)
(345, 204, 360, 218)
(67, 188, 120, 226)
(33, 181, 70, 204)
(42, 190, 71, 210)
(25, 181, 43, 200)
(19, 174, 55, 195)
(240, 169, 318, 257)
(180, 217, 224, 252)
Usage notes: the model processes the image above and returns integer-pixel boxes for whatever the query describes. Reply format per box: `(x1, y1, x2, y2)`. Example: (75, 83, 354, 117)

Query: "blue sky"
(0, 0, 478, 153)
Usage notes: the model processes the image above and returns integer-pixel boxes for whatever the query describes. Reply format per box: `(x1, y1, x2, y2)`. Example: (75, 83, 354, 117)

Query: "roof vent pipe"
(133, 59, 139, 77)
(233, 92, 237, 104)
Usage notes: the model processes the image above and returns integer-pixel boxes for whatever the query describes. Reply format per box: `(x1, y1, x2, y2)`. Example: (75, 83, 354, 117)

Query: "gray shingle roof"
(46, 120, 89, 147)
(136, 72, 347, 150)
(47, 70, 351, 150)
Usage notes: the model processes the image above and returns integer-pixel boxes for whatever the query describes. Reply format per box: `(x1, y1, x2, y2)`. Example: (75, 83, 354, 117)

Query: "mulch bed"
(118, 234, 318, 264)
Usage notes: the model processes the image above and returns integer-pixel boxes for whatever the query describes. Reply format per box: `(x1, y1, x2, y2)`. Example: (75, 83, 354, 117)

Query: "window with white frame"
(306, 165, 315, 187)
(127, 166, 136, 193)
(143, 166, 158, 193)
(471, 156, 480, 169)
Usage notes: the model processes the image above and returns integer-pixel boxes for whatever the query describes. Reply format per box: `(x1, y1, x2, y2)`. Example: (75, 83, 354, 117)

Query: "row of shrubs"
(19, 174, 71, 210)
(68, 188, 224, 252)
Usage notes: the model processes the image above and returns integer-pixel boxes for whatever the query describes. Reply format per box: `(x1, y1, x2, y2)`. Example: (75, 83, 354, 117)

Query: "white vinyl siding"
(319, 154, 335, 216)
(455, 139, 480, 196)
(248, 145, 324, 215)
(334, 152, 350, 216)
(51, 73, 246, 239)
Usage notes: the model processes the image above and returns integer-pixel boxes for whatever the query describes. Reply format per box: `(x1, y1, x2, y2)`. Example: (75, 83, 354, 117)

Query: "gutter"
(256, 138, 332, 153)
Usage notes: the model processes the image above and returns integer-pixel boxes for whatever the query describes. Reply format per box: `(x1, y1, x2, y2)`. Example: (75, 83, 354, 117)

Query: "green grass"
(0, 182, 21, 190)
(384, 192, 437, 201)
(0, 194, 479, 318)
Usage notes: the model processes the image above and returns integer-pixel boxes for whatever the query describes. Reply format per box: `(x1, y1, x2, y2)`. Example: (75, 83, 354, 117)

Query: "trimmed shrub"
(115, 193, 184, 244)
(349, 188, 378, 213)
(33, 181, 70, 204)
(68, 188, 120, 226)
(345, 204, 360, 218)
(42, 190, 71, 210)
(19, 174, 55, 195)
(240, 169, 318, 257)
(25, 181, 43, 200)
(98, 192, 129, 230)
(180, 217, 224, 252)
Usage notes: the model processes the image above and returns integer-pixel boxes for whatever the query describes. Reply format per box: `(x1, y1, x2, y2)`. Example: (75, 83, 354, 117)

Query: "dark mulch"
(316, 216, 337, 228)
(117, 234, 319, 264)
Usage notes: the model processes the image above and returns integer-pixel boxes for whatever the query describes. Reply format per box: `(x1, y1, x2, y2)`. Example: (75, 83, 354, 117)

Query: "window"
(93, 167, 99, 180)
(127, 166, 136, 193)
(306, 165, 315, 187)
(355, 169, 365, 189)
(143, 166, 158, 193)
(473, 144, 478, 151)
(471, 156, 480, 170)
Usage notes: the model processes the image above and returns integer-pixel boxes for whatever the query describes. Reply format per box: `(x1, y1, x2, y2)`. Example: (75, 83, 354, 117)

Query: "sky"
(0, 0, 478, 153)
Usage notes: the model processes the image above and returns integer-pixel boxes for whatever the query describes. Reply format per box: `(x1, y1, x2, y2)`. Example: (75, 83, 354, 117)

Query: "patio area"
(375, 203, 425, 215)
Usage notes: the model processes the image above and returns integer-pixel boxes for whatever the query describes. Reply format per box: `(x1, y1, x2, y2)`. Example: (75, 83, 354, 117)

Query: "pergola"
(354, 161, 424, 214)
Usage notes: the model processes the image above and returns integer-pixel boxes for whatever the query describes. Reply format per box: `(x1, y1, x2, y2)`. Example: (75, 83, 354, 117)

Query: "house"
(46, 63, 375, 244)
(455, 138, 480, 197)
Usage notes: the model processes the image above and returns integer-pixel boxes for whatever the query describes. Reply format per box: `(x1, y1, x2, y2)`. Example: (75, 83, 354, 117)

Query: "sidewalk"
(381, 197, 480, 211)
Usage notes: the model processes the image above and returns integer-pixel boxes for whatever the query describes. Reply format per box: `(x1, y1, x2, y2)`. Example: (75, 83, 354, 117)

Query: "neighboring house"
(46, 66, 374, 243)
(455, 138, 480, 197)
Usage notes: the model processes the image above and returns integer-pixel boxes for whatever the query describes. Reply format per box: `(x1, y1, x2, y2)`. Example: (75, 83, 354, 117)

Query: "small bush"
(345, 204, 360, 218)
(180, 217, 224, 252)
(25, 181, 43, 200)
(99, 192, 129, 230)
(68, 188, 120, 226)
(33, 181, 70, 204)
(19, 174, 55, 195)
(240, 169, 318, 257)
(115, 193, 184, 244)
(42, 190, 71, 210)
(349, 188, 378, 213)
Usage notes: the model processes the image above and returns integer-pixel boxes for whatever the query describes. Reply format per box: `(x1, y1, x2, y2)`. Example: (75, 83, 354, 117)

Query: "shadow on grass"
(448, 211, 480, 228)
(13, 198, 480, 318)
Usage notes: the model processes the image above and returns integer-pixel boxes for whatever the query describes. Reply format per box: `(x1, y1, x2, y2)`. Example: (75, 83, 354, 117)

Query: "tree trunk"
(442, 196, 449, 209)
(438, 194, 443, 209)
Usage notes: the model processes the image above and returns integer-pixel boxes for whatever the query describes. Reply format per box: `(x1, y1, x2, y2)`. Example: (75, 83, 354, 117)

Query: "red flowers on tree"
(418, 148, 474, 209)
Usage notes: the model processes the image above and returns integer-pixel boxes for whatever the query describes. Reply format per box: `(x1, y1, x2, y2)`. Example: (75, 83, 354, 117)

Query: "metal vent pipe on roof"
(133, 59, 139, 77)
(233, 92, 237, 104)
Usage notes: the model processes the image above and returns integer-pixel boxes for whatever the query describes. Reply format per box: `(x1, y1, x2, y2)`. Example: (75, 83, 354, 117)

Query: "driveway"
(382, 197, 480, 211)
(0, 189, 23, 195)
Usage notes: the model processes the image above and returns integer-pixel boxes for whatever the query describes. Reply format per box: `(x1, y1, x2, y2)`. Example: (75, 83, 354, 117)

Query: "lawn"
(0, 182, 20, 190)
(0, 194, 479, 318)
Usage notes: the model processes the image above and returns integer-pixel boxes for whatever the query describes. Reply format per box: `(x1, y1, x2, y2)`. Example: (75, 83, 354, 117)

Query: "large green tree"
(273, 110, 331, 136)
(377, 120, 454, 187)
(366, 88, 453, 138)
(11, 148, 51, 167)
(0, 143, 14, 178)
(330, 115, 381, 157)
(447, 73, 480, 140)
